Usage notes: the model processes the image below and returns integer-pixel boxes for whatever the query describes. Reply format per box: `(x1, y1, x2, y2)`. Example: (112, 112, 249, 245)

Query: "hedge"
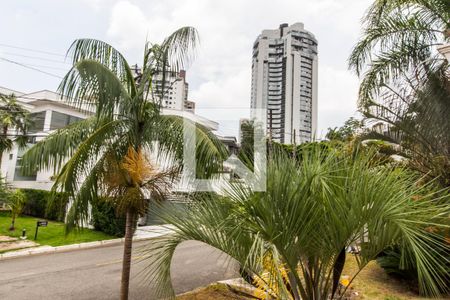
(20, 189, 68, 222)
(90, 197, 126, 237)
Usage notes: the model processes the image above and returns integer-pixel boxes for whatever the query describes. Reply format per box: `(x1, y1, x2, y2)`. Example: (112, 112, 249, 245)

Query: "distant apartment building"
(250, 22, 318, 144)
(184, 100, 196, 112)
(131, 66, 195, 112)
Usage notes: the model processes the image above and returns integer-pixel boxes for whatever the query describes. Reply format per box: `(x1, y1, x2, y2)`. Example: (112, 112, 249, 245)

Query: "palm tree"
(143, 146, 449, 299)
(349, 0, 450, 104)
(361, 64, 450, 186)
(6, 189, 26, 231)
(22, 27, 227, 300)
(0, 93, 30, 170)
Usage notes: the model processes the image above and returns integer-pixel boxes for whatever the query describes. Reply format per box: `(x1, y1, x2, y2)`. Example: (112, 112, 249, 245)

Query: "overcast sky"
(0, 0, 371, 138)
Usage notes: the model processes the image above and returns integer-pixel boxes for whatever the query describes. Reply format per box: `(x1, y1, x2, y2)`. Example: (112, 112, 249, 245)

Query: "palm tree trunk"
(331, 248, 346, 299)
(120, 209, 137, 300)
(9, 214, 15, 231)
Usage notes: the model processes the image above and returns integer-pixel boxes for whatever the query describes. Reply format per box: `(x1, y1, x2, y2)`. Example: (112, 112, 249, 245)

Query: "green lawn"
(0, 212, 114, 247)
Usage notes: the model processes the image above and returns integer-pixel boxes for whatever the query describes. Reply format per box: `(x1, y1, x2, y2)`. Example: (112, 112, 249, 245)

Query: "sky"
(0, 0, 371, 138)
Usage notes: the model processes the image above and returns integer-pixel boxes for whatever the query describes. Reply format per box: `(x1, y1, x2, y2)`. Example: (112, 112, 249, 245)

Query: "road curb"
(0, 234, 167, 261)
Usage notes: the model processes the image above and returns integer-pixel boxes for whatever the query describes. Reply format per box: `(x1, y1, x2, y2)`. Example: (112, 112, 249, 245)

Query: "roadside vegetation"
(144, 146, 449, 299)
(0, 212, 113, 249)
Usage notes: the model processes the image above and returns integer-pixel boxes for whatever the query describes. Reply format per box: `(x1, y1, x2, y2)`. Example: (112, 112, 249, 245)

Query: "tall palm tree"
(143, 147, 449, 299)
(0, 93, 30, 170)
(349, 0, 450, 105)
(21, 27, 227, 300)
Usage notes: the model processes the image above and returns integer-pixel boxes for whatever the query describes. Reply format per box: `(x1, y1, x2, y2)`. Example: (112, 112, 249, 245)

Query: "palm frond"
(143, 114, 228, 178)
(21, 117, 100, 175)
(350, 8, 444, 77)
(159, 26, 199, 72)
(66, 38, 136, 97)
(59, 60, 132, 115)
(52, 119, 128, 198)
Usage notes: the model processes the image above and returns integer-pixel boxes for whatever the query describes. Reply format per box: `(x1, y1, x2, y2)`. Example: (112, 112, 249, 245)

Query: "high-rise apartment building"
(131, 66, 194, 112)
(250, 22, 318, 144)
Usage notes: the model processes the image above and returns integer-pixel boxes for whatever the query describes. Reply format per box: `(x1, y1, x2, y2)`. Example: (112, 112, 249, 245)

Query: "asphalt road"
(0, 240, 239, 300)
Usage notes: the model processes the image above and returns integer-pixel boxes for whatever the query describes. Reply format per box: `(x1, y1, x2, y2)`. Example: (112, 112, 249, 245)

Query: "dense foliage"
(325, 117, 363, 142)
(349, 0, 449, 104)
(144, 147, 449, 299)
(90, 197, 126, 237)
(349, 0, 450, 292)
(21, 189, 68, 222)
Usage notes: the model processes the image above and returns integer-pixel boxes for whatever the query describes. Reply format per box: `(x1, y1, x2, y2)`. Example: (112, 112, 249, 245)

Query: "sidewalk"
(0, 224, 174, 260)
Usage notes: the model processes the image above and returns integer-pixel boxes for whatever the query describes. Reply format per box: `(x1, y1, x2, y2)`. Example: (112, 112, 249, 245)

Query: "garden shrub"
(378, 236, 450, 294)
(21, 189, 48, 218)
(45, 192, 69, 222)
(20, 189, 68, 222)
(90, 197, 126, 237)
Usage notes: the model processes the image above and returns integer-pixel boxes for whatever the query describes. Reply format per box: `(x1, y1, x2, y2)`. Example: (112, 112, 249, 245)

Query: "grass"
(342, 255, 437, 300)
(0, 212, 114, 248)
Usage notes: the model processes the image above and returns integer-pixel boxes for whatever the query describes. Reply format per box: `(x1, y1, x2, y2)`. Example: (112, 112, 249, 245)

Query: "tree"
(22, 27, 227, 300)
(238, 119, 254, 170)
(0, 93, 30, 169)
(6, 189, 26, 231)
(325, 117, 363, 142)
(349, 0, 450, 105)
(144, 147, 449, 299)
(361, 64, 450, 186)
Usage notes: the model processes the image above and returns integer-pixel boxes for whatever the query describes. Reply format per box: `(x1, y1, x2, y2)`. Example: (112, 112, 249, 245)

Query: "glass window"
(13, 144, 37, 181)
(28, 112, 46, 133)
(50, 111, 82, 130)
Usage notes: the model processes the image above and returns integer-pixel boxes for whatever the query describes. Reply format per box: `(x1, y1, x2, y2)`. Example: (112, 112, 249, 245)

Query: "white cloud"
(107, 1, 149, 51)
(80, 0, 117, 11)
(190, 68, 251, 109)
(317, 65, 360, 138)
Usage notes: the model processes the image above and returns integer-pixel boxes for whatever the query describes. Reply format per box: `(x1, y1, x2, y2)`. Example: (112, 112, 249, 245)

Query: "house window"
(28, 111, 46, 133)
(50, 111, 82, 130)
(13, 144, 37, 181)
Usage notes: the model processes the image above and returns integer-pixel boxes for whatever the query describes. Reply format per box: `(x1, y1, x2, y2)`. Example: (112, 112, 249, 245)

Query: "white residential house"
(0, 89, 90, 191)
(0, 87, 220, 193)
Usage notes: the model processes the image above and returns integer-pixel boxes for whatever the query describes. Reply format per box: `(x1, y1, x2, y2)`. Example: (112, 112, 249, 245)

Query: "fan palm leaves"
(349, 0, 450, 105)
(142, 147, 449, 299)
(21, 27, 227, 300)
